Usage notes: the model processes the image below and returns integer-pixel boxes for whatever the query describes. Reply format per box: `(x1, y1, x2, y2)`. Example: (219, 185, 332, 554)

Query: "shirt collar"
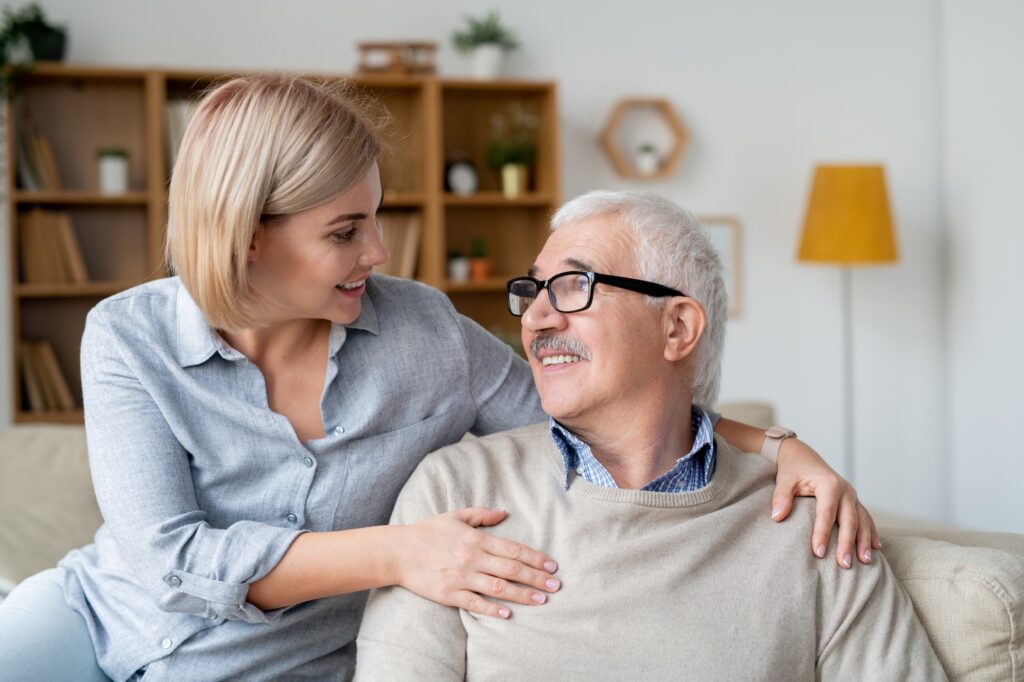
(176, 282, 224, 368)
(175, 280, 379, 368)
(549, 407, 717, 492)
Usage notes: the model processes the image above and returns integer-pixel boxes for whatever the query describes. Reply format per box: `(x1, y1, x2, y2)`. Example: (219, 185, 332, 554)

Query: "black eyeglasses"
(506, 270, 686, 316)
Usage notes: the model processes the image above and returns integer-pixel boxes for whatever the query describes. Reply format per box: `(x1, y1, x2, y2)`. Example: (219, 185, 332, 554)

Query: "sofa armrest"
(0, 425, 102, 595)
(882, 532, 1024, 681)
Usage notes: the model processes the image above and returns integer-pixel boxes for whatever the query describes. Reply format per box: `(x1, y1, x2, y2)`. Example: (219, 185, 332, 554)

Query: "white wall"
(942, 0, 1024, 533)
(1, 0, 1017, 530)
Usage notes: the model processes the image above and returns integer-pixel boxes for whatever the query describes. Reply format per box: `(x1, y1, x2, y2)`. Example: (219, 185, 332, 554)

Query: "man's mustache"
(530, 334, 592, 361)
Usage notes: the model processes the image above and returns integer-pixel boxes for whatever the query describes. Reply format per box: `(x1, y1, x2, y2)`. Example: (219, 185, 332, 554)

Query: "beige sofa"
(1, 424, 1022, 680)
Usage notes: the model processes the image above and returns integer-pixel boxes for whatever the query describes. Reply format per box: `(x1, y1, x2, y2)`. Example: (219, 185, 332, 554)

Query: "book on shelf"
(19, 339, 76, 412)
(18, 343, 46, 412)
(15, 112, 62, 191)
(375, 212, 421, 279)
(18, 208, 90, 285)
(165, 98, 201, 173)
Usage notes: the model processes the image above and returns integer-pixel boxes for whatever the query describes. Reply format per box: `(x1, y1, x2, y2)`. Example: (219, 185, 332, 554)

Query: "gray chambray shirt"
(58, 275, 544, 681)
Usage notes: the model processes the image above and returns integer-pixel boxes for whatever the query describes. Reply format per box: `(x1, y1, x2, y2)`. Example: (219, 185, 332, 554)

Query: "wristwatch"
(760, 426, 797, 464)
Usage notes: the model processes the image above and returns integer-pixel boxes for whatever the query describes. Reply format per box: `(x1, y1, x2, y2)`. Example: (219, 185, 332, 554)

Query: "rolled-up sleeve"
(81, 308, 304, 624)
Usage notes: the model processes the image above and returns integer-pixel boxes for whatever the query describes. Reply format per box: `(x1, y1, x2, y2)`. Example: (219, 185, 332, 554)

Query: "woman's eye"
(330, 227, 358, 243)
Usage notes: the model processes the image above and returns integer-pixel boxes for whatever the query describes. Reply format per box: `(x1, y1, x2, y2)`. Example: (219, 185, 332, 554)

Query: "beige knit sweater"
(356, 423, 946, 681)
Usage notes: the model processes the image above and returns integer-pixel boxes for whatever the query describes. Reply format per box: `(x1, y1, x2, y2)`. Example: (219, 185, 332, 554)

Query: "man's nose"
(521, 289, 567, 332)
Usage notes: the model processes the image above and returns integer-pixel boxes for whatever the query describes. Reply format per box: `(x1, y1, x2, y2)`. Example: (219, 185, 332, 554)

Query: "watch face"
(447, 161, 478, 196)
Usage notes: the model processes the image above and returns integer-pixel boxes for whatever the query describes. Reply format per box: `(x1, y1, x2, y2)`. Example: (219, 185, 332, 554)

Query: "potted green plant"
(0, 2, 67, 94)
(469, 237, 492, 281)
(634, 142, 660, 175)
(486, 102, 538, 198)
(451, 11, 518, 79)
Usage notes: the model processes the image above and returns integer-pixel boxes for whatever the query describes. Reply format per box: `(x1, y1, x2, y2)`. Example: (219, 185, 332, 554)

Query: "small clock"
(445, 160, 478, 196)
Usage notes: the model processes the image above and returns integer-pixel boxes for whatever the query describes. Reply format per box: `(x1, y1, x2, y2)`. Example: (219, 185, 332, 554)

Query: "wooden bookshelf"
(6, 63, 559, 423)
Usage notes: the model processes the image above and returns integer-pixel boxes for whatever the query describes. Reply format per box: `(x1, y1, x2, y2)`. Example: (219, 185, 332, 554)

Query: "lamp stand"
(840, 267, 855, 486)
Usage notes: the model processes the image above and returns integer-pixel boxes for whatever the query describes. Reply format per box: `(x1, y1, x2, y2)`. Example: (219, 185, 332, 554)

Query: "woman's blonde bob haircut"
(166, 74, 382, 330)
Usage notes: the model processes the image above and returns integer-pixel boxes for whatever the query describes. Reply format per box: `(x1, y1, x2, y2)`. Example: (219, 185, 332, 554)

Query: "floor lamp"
(797, 165, 898, 486)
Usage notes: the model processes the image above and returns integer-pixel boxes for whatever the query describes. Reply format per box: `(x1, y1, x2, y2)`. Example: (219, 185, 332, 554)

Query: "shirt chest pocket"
(330, 408, 472, 530)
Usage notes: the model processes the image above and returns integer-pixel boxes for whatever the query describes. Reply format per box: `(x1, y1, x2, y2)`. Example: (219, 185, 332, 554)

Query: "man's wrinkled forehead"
(529, 217, 638, 278)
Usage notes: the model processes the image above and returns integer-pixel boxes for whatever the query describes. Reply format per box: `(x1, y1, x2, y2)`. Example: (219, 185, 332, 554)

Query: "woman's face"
(247, 162, 388, 326)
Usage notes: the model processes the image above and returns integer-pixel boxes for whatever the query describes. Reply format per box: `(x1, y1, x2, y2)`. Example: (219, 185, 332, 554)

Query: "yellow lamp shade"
(798, 164, 898, 264)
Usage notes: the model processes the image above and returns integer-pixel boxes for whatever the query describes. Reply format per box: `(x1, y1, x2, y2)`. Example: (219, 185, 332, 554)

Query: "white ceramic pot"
(634, 148, 660, 176)
(98, 153, 129, 194)
(448, 256, 470, 283)
(470, 44, 503, 79)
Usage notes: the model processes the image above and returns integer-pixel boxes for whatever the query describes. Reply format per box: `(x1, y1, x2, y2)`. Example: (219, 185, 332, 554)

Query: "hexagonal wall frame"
(599, 98, 688, 180)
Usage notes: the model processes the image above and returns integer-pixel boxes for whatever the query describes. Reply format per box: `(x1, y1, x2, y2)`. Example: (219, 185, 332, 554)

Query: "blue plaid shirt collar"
(549, 407, 717, 493)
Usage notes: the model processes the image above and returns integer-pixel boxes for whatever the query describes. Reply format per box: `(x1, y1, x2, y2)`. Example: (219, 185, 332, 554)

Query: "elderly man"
(355, 191, 944, 680)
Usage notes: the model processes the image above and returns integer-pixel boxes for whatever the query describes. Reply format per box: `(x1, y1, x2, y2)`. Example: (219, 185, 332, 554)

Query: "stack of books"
(374, 212, 421, 279)
(19, 339, 76, 413)
(15, 120, 63, 191)
(18, 209, 90, 285)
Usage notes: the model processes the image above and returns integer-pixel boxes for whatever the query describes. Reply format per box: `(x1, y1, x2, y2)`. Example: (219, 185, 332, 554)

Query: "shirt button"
(575, 466, 585, 475)
(333, 425, 345, 436)
(161, 638, 172, 650)
(302, 456, 314, 468)
(166, 575, 181, 588)
(286, 513, 298, 524)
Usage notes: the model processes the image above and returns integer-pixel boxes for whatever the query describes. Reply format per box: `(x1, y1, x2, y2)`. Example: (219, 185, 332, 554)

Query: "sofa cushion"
(882, 533, 1024, 681)
(0, 425, 102, 595)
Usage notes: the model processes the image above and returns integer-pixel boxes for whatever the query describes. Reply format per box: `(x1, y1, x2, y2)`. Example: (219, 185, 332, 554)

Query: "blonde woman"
(0, 76, 877, 681)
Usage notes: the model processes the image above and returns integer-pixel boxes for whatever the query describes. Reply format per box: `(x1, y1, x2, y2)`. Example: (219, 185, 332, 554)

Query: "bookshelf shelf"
(15, 280, 141, 299)
(444, 278, 510, 293)
(381, 191, 427, 208)
(444, 192, 554, 207)
(6, 64, 559, 424)
(15, 409, 85, 424)
(13, 191, 151, 206)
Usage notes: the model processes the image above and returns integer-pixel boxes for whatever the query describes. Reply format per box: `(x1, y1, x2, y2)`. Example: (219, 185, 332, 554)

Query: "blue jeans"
(0, 568, 110, 681)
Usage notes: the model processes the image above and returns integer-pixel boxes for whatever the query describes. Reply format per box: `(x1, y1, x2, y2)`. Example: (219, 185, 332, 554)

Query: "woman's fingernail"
(545, 578, 560, 590)
(864, 550, 872, 562)
(815, 544, 826, 558)
(771, 506, 782, 520)
(842, 554, 852, 568)
(531, 593, 546, 604)
(498, 607, 510, 618)
(544, 560, 557, 572)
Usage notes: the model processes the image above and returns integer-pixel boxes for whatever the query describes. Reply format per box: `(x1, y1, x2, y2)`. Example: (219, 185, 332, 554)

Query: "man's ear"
(663, 296, 707, 362)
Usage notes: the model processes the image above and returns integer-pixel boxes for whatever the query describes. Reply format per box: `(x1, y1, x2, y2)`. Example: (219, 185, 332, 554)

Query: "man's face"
(520, 217, 670, 427)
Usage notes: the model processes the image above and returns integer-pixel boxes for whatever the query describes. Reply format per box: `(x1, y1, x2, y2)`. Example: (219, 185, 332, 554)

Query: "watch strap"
(760, 426, 797, 463)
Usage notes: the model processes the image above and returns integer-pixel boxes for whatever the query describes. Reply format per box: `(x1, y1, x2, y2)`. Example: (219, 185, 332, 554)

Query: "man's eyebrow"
(563, 257, 593, 272)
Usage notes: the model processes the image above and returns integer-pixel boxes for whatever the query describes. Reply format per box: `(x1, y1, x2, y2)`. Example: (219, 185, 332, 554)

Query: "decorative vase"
(448, 256, 470, 283)
(469, 43, 503, 79)
(469, 258, 492, 281)
(97, 149, 129, 195)
(501, 163, 528, 199)
(25, 26, 67, 61)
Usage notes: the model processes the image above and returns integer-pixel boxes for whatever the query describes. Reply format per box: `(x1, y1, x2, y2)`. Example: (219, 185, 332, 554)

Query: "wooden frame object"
(700, 215, 742, 318)
(5, 64, 559, 423)
(599, 97, 688, 179)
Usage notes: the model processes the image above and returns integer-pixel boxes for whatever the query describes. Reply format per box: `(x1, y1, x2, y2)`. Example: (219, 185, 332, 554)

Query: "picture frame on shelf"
(700, 215, 741, 318)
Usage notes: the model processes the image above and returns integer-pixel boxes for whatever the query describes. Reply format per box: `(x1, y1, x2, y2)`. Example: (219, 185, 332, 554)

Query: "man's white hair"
(550, 190, 727, 408)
